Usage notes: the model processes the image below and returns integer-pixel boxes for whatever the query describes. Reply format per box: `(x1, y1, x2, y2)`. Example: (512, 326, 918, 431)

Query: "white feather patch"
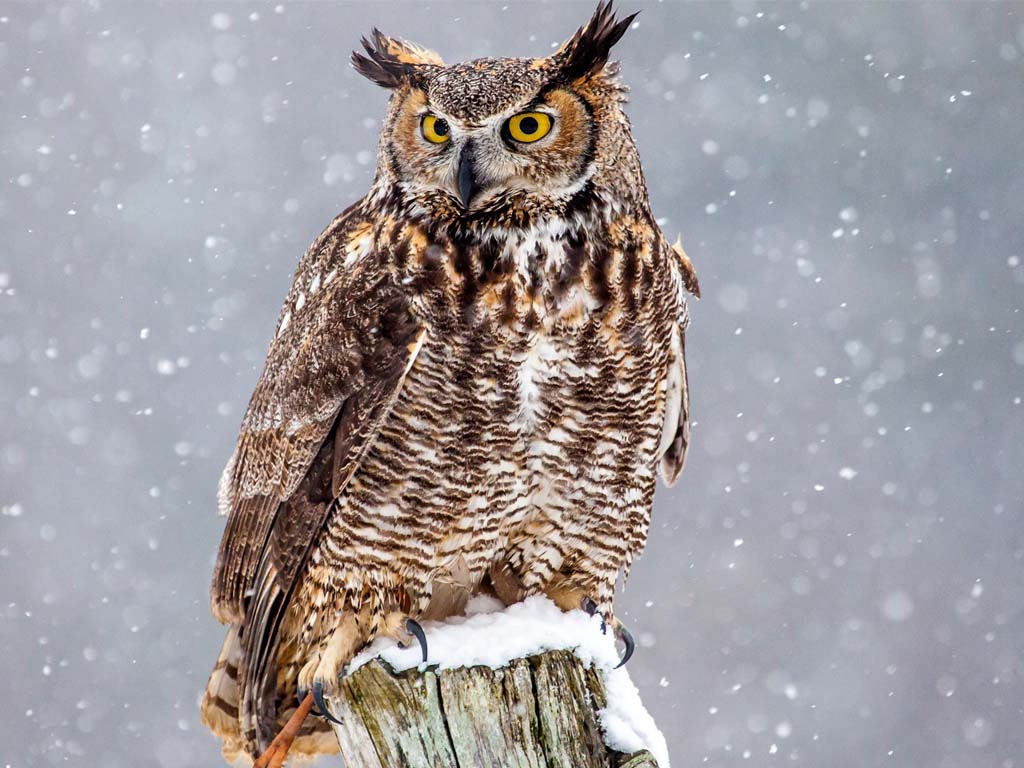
(216, 449, 237, 517)
(657, 323, 684, 461)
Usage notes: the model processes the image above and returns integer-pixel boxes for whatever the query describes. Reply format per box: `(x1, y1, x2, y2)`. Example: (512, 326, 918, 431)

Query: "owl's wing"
(658, 237, 700, 486)
(211, 203, 424, 626)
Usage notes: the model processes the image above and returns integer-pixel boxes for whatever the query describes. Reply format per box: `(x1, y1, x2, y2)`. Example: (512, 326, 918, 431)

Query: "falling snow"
(2, 3, 1022, 768)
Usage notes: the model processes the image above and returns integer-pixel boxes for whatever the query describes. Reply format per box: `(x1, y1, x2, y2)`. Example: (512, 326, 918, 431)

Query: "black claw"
(299, 688, 327, 720)
(614, 623, 635, 669)
(312, 680, 343, 725)
(582, 596, 608, 633)
(406, 618, 429, 663)
(299, 685, 327, 717)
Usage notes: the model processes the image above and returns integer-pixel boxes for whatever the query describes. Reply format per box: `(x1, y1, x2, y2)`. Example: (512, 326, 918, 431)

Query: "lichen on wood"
(327, 650, 659, 768)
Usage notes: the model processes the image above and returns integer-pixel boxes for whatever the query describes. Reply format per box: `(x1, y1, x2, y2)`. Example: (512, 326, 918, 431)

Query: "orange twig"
(253, 693, 315, 768)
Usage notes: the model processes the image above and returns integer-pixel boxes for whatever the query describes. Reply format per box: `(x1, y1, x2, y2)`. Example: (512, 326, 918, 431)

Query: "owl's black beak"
(457, 143, 479, 209)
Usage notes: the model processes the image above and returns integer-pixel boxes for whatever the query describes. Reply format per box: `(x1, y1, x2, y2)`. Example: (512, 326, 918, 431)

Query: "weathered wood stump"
(326, 649, 659, 768)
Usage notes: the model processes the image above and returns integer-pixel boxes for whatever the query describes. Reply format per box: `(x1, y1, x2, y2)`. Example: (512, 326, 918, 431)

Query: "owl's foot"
(252, 692, 314, 768)
(580, 597, 635, 668)
(380, 610, 429, 663)
(489, 560, 528, 605)
(489, 566, 636, 668)
(547, 584, 636, 669)
(297, 613, 365, 726)
(401, 618, 429, 663)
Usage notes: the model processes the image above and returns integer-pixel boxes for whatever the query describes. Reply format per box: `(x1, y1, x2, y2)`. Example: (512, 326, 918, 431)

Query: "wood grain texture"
(439, 660, 547, 768)
(531, 651, 610, 768)
(337, 661, 458, 768)
(328, 651, 660, 768)
(617, 752, 659, 768)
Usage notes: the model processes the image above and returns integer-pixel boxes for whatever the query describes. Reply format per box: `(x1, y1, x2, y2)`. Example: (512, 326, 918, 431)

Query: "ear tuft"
(553, 1, 638, 82)
(351, 28, 444, 89)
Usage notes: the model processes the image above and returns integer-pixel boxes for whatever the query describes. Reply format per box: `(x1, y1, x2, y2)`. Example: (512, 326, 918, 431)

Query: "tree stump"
(325, 649, 660, 768)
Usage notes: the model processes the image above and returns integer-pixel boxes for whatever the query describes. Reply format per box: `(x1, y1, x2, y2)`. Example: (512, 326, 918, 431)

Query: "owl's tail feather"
(202, 627, 337, 765)
(201, 626, 251, 762)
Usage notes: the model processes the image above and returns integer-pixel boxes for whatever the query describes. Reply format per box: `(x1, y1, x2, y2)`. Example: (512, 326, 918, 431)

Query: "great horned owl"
(201, 3, 699, 764)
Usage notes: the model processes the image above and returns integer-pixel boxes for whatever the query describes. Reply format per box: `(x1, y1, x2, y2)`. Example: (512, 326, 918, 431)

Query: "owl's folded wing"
(210, 206, 424, 626)
(658, 237, 699, 486)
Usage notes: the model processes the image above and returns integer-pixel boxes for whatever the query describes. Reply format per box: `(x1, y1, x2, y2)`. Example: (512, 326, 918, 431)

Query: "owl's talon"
(581, 596, 608, 633)
(312, 680, 343, 725)
(298, 685, 328, 718)
(406, 618, 429, 663)
(614, 622, 635, 669)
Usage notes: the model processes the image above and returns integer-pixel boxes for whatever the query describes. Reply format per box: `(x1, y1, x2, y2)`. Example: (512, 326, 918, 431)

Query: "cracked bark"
(326, 649, 659, 768)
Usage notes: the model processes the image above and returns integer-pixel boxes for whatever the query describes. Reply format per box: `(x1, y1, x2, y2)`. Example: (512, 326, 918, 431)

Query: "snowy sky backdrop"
(2, 2, 1023, 766)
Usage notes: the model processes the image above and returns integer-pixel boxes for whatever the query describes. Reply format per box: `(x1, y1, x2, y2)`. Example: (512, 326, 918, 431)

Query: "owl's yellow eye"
(504, 112, 553, 144)
(420, 114, 450, 144)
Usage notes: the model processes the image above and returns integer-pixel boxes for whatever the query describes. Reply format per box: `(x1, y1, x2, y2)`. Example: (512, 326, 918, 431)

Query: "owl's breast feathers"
(372, 203, 697, 474)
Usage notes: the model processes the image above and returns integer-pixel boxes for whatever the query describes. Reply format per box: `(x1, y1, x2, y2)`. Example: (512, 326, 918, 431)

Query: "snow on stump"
(325, 596, 670, 768)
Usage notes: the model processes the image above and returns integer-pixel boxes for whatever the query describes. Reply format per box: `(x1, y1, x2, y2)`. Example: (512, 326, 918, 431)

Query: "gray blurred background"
(3, 1, 1023, 766)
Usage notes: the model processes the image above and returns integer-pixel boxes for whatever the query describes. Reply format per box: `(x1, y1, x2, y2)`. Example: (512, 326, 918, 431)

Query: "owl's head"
(353, 1, 643, 232)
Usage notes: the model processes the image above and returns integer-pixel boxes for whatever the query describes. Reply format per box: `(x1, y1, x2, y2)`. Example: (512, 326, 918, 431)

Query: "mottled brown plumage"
(202, 3, 698, 762)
